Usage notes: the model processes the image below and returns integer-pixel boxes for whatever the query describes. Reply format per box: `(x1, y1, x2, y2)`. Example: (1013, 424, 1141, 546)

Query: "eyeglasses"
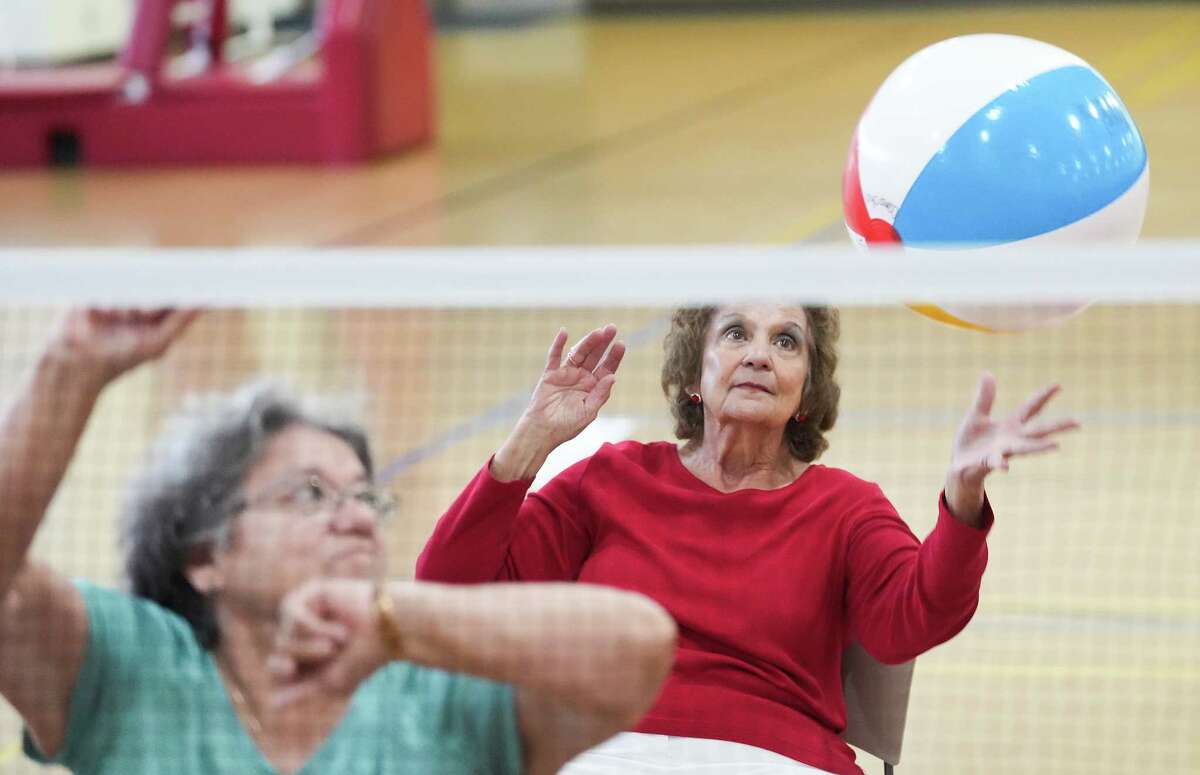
(233, 474, 398, 522)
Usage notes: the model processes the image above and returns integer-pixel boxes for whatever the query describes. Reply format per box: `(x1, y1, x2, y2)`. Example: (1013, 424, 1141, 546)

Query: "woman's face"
(697, 303, 810, 435)
(207, 424, 385, 617)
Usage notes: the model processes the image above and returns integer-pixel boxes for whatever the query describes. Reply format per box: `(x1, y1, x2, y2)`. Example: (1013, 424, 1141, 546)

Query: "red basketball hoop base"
(0, 0, 434, 167)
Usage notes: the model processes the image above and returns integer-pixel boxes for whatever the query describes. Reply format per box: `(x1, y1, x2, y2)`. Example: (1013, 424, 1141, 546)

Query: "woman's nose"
(742, 343, 771, 369)
(328, 497, 378, 537)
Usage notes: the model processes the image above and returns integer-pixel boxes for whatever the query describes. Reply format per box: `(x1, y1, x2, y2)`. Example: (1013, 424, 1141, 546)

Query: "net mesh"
(1, 247, 1197, 774)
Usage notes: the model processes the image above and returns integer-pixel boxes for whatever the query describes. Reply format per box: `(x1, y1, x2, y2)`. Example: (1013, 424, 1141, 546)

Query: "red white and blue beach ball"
(843, 34, 1149, 332)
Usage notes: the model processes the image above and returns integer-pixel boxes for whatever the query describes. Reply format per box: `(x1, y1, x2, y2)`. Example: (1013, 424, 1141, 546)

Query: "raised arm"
(0, 309, 196, 756)
(270, 577, 677, 775)
(847, 373, 1078, 663)
(416, 325, 624, 583)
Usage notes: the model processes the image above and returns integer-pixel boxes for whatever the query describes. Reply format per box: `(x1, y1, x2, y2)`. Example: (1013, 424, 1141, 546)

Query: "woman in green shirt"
(0, 309, 676, 775)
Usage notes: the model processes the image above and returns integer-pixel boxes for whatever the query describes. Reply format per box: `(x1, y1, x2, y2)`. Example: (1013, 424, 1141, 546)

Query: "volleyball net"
(0, 243, 1196, 774)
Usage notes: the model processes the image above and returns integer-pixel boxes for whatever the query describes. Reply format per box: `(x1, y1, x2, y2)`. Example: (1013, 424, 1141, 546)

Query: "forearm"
(391, 581, 676, 721)
(944, 471, 986, 528)
(415, 462, 531, 582)
(491, 419, 555, 482)
(849, 498, 991, 663)
(0, 355, 104, 596)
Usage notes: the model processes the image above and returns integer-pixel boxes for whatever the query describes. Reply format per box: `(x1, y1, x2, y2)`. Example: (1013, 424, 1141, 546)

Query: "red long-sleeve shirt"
(416, 440, 992, 775)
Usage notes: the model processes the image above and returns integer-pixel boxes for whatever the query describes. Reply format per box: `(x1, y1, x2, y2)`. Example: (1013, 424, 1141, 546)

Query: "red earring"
(794, 412, 807, 422)
(689, 393, 701, 405)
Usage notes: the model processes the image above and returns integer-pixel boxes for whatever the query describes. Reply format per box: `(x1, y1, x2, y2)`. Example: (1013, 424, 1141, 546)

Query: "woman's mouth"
(733, 383, 772, 394)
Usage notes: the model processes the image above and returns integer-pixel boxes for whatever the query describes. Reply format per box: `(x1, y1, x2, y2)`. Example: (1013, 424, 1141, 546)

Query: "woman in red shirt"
(417, 303, 1077, 775)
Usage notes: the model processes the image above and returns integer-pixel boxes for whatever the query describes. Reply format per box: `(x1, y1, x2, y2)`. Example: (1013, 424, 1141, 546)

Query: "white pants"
(559, 732, 836, 774)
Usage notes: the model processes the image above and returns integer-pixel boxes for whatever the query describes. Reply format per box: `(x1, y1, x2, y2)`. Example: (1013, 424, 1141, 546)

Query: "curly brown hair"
(660, 306, 841, 462)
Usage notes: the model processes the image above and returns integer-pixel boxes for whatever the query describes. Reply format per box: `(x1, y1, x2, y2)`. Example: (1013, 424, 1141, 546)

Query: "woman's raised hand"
(945, 373, 1080, 525)
(47, 308, 199, 389)
(491, 325, 625, 482)
(530, 325, 626, 445)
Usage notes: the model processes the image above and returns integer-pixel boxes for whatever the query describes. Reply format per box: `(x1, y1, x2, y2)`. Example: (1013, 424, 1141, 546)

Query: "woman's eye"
(724, 326, 745, 341)
(775, 334, 797, 350)
(299, 480, 327, 505)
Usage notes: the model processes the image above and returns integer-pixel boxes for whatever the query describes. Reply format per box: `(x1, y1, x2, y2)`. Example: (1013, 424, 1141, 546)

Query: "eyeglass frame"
(227, 472, 399, 524)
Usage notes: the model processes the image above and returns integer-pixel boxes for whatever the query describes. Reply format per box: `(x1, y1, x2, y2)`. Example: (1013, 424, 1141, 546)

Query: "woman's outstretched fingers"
(596, 339, 626, 378)
(584, 325, 618, 371)
(1016, 383, 1062, 422)
(1007, 439, 1061, 458)
(546, 328, 569, 371)
(1024, 417, 1081, 439)
(573, 325, 618, 372)
(970, 372, 997, 418)
(562, 329, 597, 370)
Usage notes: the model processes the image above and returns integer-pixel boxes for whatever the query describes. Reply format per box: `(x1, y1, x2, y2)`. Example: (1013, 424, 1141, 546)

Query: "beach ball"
(843, 34, 1149, 332)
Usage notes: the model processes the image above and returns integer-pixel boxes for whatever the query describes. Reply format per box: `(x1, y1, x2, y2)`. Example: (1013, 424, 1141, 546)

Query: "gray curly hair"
(120, 382, 372, 649)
